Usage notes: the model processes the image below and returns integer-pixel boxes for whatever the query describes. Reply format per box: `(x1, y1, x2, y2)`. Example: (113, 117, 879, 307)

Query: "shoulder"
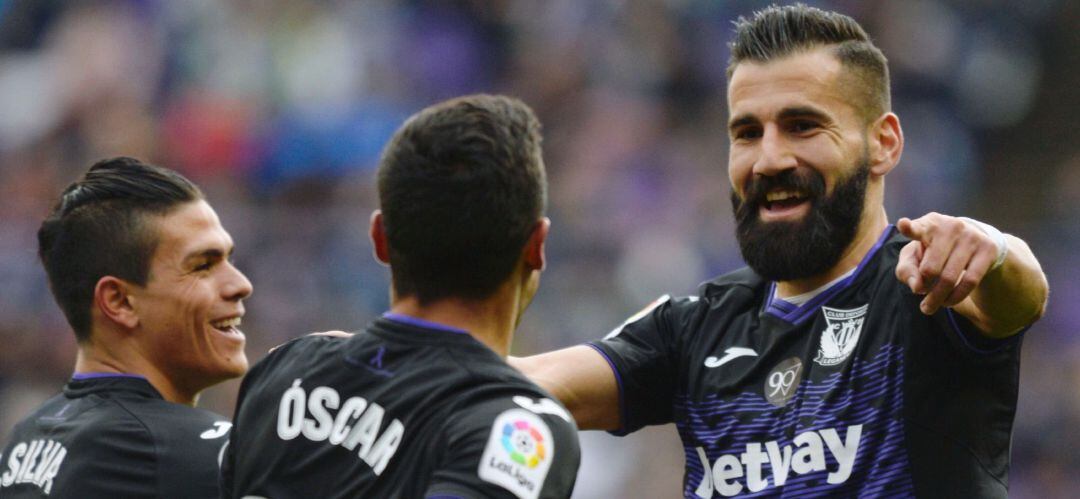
(698, 267, 767, 301)
(444, 392, 580, 498)
(244, 334, 351, 385)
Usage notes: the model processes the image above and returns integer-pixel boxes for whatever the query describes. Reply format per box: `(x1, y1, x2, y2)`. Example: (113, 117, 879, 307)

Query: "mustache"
(738, 169, 826, 209)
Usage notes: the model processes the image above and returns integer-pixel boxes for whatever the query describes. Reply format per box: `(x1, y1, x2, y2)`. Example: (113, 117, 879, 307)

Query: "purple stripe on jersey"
(675, 344, 912, 497)
(382, 312, 469, 335)
(945, 308, 1024, 355)
(585, 342, 629, 436)
(71, 372, 147, 380)
(765, 225, 896, 324)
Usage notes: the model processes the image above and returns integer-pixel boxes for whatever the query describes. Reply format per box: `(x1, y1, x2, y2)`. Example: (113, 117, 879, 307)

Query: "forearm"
(509, 346, 621, 431)
(954, 234, 1048, 338)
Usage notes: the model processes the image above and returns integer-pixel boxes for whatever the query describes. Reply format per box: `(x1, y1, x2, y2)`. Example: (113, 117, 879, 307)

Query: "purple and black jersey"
(222, 315, 580, 499)
(0, 375, 231, 498)
(591, 226, 1023, 498)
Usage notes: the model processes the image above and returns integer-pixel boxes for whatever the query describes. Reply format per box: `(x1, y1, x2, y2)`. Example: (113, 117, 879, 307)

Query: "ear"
(522, 218, 551, 272)
(868, 112, 903, 177)
(94, 276, 139, 330)
(369, 210, 391, 266)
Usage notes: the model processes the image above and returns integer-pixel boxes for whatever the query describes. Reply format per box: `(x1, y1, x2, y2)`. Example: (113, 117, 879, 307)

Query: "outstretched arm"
(895, 213, 1048, 338)
(509, 346, 621, 431)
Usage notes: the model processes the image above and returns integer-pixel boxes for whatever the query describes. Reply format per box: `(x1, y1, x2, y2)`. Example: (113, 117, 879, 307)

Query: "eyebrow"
(777, 106, 832, 123)
(728, 105, 833, 132)
(183, 247, 233, 264)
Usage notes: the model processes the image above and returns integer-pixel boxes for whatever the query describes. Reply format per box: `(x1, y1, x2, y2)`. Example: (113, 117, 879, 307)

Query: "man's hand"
(269, 330, 353, 353)
(895, 213, 1002, 315)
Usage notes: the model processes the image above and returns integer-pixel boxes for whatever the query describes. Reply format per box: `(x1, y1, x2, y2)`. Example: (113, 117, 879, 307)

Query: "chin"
(223, 357, 250, 378)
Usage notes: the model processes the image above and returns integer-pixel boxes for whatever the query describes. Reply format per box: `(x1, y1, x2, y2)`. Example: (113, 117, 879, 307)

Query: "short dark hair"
(38, 157, 204, 341)
(728, 4, 890, 123)
(377, 94, 546, 304)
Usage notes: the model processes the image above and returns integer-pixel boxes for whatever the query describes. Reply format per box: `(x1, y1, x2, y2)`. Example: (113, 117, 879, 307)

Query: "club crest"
(813, 304, 868, 366)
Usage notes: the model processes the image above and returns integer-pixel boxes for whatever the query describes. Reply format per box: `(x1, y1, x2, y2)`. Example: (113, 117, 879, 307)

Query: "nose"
(223, 262, 253, 301)
(752, 123, 798, 177)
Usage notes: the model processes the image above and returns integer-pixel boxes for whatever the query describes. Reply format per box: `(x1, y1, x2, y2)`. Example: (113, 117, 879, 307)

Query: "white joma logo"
(705, 347, 758, 368)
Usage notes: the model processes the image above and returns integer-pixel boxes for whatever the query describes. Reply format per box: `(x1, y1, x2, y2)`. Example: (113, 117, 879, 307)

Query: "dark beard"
(730, 162, 869, 282)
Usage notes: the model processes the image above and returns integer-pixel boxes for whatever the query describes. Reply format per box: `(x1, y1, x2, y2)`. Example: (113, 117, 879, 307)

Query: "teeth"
(765, 190, 806, 203)
(211, 317, 242, 329)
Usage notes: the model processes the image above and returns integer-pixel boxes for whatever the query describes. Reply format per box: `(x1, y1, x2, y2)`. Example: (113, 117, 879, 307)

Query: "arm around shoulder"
(509, 345, 621, 431)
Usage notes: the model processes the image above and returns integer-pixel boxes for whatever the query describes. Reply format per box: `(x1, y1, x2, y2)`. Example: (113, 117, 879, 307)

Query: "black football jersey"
(0, 374, 231, 498)
(222, 314, 580, 499)
(591, 226, 1023, 498)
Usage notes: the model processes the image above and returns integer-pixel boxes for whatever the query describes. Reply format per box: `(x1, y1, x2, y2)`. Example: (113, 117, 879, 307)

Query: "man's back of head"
(376, 94, 547, 305)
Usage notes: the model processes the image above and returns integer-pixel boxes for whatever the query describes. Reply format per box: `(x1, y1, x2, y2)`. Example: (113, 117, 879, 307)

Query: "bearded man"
(512, 4, 1048, 498)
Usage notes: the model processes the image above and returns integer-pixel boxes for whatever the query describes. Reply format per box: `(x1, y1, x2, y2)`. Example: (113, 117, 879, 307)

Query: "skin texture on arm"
(895, 214, 1048, 338)
(509, 345, 621, 431)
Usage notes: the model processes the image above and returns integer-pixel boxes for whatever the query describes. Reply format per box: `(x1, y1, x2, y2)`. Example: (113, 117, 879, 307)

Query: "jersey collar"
(64, 373, 163, 400)
(764, 225, 896, 324)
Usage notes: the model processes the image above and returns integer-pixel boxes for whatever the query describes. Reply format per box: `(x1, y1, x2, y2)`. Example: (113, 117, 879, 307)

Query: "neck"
(389, 284, 526, 358)
(74, 334, 200, 406)
(775, 207, 889, 299)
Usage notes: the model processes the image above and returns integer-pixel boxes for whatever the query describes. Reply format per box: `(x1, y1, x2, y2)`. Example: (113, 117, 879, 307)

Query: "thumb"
(896, 217, 925, 241)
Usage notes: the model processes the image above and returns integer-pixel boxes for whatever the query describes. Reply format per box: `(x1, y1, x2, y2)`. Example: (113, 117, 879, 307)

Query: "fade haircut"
(38, 157, 204, 341)
(728, 3, 891, 123)
(377, 94, 546, 304)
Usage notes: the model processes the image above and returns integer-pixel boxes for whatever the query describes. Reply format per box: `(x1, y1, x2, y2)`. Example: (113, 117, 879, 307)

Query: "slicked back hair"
(38, 157, 204, 342)
(727, 3, 891, 123)
(377, 94, 546, 304)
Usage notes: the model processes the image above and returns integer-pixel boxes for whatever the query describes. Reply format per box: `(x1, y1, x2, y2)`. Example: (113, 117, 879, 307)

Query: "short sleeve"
(424, 397, 580, 499)
(588, 294, 688, 434)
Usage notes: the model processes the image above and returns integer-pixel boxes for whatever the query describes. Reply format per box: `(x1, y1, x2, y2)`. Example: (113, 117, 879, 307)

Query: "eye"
(194, 261, 213, 272)
(733, 126, 762, 141)
(788, 120, 820, 133)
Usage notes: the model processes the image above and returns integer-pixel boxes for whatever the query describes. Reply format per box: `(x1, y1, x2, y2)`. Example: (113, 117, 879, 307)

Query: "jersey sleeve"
(423, 396, 580, 499)
(588, 294, 692, 434)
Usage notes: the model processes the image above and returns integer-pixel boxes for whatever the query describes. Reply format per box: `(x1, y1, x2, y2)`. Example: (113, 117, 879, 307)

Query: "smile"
(210, 316, 245, 337)
(760, 188, 811, 220)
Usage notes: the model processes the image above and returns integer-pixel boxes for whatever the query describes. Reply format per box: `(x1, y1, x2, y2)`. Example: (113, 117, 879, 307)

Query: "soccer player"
(0, 157, 252, 498)
(221, 94, 580, 498)
(512, 5, 1048, 498)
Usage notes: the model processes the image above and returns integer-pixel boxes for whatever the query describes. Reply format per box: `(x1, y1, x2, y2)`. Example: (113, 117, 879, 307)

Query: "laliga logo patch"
(479, 409, 554, 499)
(814, 304, 868, 367)
(501, 420, 546, 468)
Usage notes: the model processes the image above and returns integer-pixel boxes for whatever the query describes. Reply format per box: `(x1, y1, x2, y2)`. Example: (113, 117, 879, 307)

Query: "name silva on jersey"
(693, 424, 862, 497)
(1, 439, 68, 494)
(276, 379, 404, 475)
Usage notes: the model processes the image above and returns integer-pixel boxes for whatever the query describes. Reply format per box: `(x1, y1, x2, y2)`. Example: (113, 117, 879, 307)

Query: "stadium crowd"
(0, 0, 1077, 496)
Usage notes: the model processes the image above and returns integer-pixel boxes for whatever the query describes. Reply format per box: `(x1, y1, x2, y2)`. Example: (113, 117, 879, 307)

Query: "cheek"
(728, 151, 751, 190)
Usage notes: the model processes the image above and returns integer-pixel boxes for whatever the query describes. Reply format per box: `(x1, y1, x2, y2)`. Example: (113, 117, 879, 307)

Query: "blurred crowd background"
(0, 0, 1076, 497)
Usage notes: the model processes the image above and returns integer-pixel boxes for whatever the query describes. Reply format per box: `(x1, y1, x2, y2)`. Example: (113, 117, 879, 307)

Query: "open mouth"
(761, 188, 811, 217)
(210, 316, 244, 336)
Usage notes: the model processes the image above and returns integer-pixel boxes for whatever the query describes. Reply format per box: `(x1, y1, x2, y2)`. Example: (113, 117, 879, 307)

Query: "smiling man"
(0, 157, 252, 498)
(513, 4, 1048, 497)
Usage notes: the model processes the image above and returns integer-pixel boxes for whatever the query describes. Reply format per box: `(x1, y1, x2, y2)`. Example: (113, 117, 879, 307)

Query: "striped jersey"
(590, 226, 1023, 498)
